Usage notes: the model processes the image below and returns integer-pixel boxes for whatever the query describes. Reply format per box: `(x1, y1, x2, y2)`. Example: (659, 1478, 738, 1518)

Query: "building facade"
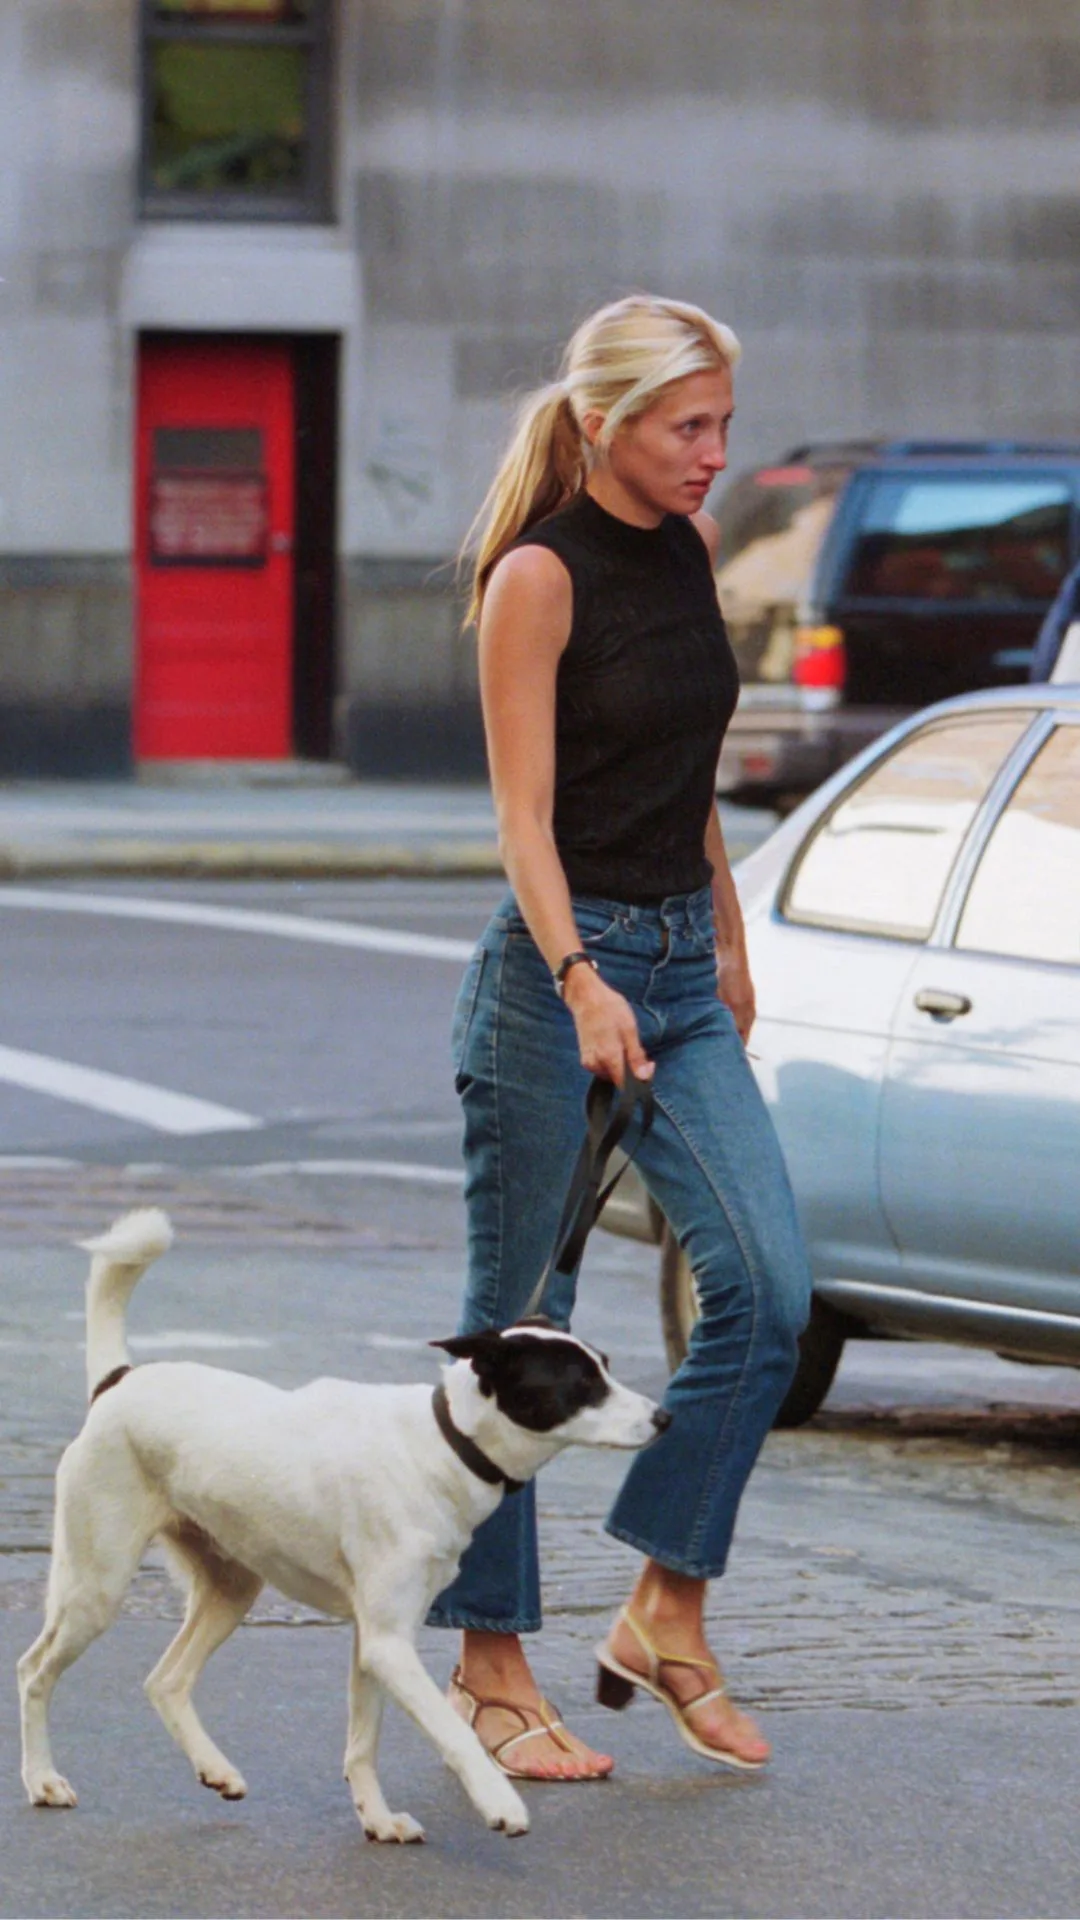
(2, 0, 1079, 778)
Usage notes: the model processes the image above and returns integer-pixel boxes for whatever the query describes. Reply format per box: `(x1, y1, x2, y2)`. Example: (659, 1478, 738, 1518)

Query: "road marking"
(0, 1044, 259, 1136)
(127, 1332, 272, 1352)
(0, 886, 475, 962)
(222, 1159, 463, 1185)
(0, 1154, 78, 1168)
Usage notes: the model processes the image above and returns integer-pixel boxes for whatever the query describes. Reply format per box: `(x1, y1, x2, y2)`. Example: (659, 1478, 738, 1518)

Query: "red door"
(135, 337, 295, 760)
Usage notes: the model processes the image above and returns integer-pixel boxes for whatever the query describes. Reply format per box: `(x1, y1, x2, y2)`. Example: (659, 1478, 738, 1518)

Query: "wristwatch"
(553, 950, 600, 998)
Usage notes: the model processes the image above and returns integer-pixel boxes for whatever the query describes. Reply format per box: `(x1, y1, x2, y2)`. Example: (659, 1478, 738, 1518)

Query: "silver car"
(604, 685, 1080, 1424)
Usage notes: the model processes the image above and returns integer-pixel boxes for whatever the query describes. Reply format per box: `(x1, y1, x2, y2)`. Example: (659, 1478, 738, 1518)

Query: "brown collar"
(90, 1363, 132, 1405)
(431, 1384, 525, 1496)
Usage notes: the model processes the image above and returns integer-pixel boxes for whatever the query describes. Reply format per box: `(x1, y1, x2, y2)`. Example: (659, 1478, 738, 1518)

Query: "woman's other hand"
(716, 950, 756, 1045)
(562, 966, 654, 1084)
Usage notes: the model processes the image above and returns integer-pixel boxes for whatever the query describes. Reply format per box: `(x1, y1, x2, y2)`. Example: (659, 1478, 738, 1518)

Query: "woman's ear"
(579, 408, 606, 451)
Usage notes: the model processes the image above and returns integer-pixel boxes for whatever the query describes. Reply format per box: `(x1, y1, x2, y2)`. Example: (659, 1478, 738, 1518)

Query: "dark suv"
(715, 440, 1080, 803)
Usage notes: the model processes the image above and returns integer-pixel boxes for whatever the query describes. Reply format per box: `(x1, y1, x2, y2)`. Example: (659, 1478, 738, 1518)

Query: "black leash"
(430, 1073, 654, 1497)
(519, 1071, 654, 1322)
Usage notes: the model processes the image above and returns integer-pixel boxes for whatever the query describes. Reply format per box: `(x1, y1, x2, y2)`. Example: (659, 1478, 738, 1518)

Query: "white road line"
(223, 1158, 463, 1185)
(0, 886, 474, 962)
(0, 1044, 260, 1136)
(0, 1154, 78, 1168)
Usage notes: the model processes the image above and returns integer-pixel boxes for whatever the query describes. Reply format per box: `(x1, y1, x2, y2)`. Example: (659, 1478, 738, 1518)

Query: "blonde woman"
(430, 296, 812, 1781)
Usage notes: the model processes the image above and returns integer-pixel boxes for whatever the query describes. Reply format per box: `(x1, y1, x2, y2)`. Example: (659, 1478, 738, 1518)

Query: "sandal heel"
(596, 1662, 636, 1711)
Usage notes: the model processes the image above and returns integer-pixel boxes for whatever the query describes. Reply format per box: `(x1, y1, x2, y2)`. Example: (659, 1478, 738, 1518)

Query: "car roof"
(779, 439, 1080, 472)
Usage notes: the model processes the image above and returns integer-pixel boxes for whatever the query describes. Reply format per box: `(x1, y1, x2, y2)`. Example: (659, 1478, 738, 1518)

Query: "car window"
(955, 724, 1080, 965)
(783, 715, 1030, 939)
(713, 462, 848, 685)
(842, 475, 1071, 603)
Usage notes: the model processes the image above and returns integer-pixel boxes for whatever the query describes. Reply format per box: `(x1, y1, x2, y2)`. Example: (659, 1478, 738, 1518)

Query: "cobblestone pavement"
(5, 1161, 1080, 1731)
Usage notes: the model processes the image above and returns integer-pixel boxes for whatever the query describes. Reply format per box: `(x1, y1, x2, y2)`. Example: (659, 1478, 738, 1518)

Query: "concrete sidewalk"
(0, 775, 776, 879)
(0, 775, 502, 879)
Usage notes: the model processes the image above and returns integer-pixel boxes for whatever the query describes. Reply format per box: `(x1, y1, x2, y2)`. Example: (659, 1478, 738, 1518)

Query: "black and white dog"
(18, 1209, 667, 1841)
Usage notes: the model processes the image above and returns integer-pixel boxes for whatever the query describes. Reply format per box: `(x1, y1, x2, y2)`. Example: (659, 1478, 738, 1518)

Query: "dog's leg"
(344, 1625, 424, 1844)
(19, 1452, 160, 1809)
(358, 1625, 529, 1836)
(144, 1547, 262, 1801)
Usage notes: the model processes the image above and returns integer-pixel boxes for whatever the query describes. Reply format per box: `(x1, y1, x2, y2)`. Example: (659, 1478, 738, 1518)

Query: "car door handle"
(914, 988, 972, 1020)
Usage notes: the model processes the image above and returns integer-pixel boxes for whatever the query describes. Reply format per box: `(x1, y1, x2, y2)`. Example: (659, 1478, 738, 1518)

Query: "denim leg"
(606, 997, 812, 1579)
(428, 921, 591, 1633)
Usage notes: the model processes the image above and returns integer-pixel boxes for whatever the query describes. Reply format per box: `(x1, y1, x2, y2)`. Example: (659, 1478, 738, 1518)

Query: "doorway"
(135, 333, 337, 762)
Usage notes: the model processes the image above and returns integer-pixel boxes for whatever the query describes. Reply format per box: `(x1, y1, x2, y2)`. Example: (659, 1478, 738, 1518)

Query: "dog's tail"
(77, 1208, 174, 1402)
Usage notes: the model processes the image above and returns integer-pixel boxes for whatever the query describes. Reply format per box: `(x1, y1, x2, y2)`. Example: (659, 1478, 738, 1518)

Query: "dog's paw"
(28, 1770, 78, 1809)
(363, 1810, 426, 1844)
(485, 1784, 529, 1836)
(198, 1765, 247, 1801)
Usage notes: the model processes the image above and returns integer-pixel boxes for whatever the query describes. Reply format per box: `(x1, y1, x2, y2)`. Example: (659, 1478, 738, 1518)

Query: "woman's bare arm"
(479, 547, 653, 1082)
(704, 804, 755, 1043)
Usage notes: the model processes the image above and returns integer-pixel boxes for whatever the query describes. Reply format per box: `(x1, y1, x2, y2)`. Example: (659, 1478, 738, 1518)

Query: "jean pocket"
(450, 948, 487, 1080)
(573, 904, 625, 949)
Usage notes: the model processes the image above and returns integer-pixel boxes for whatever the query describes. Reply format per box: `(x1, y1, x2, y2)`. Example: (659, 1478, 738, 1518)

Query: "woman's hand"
(562, 966, 654, 1084)
(716, 949, 756, 1046)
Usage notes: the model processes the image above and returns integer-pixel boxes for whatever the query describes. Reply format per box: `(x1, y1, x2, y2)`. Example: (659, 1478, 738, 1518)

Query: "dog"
(18, 1209, 668, 1841)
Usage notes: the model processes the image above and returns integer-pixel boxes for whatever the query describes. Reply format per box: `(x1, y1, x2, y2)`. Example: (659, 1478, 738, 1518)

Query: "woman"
(429, 295, 812, 1782)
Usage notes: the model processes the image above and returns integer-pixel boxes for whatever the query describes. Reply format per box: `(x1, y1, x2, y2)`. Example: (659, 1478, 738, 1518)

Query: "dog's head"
(431, 1316, 669, 1451)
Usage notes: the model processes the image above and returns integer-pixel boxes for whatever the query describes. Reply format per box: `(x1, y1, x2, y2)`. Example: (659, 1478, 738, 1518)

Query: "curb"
(0, 840, 506, 881)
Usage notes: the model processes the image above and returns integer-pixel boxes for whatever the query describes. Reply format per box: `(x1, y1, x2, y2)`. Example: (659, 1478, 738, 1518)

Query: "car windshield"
(842, 474, 1071, 603)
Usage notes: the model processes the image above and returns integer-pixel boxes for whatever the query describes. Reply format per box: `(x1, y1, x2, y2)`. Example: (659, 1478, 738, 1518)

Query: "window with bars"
(140, 0, 332, 221)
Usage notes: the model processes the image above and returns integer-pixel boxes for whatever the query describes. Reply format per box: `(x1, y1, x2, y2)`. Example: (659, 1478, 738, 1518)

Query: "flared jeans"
(428, 885, 812, 1633)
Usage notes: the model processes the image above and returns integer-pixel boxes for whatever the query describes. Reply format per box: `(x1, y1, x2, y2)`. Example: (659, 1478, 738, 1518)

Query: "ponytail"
(462, 383, 587, 628)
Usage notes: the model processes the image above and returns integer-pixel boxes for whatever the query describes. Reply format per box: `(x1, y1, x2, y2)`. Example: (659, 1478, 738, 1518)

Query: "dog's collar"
(90, 1363, 132, 1405)
(431, 1384, 525, 1497)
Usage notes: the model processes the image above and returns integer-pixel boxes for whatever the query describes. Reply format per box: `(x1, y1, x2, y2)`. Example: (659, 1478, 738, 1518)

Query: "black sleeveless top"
(513, 492, 739, 903)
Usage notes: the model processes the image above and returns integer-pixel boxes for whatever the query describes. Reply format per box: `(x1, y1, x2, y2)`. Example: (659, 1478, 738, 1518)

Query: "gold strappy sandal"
(595, 1607, 767, 1771)
(448, 1667, 611, 1782)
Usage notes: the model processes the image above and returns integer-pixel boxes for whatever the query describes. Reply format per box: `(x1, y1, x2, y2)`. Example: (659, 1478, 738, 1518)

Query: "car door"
(880, 716, 1080, 1317)
(749, 707, 1032, 1288)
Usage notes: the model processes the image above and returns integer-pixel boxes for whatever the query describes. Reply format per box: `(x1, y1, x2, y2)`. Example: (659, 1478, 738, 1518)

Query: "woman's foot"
(450, 1634, 614, 1781)
(604, 1607, 769, 1767)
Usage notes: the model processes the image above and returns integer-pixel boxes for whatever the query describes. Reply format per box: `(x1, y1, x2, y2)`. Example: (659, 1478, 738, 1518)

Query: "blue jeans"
(428, 886, 812, 1632)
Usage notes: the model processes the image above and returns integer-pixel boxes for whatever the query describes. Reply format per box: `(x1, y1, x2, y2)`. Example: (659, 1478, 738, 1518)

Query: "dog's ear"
(430, 1331, 505, 1396)
(430, 1332, 505, 1362)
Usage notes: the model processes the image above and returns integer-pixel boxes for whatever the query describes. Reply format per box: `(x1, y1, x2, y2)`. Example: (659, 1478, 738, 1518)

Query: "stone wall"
(0, 0, 1078, 773)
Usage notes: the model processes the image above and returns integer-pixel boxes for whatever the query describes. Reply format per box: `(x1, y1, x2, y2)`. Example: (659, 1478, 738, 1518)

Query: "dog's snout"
(651, 1407, 673, 1433)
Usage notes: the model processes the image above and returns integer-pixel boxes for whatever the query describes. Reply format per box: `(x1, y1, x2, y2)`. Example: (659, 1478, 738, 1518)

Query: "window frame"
(777, 707, 1044, 946)
(138, 0, 333, 224)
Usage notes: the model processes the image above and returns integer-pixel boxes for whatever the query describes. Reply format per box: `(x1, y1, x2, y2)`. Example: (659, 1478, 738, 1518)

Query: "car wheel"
(658, 1227, 846, 1427)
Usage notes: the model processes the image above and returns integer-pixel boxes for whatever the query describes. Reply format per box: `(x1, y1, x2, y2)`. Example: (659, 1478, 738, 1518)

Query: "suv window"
(783, 715, 1030, 940)
(714, 460, 851, 684)
(955, 724, 1080, 965)
(842, 476, 1071, 603)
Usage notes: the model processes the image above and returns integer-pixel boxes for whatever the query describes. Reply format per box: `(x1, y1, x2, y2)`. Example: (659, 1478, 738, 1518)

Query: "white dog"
(18, 1209, 667, 1841)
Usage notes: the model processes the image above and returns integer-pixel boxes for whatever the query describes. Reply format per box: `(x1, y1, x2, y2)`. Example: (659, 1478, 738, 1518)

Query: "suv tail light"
(793, 624, 846, 689)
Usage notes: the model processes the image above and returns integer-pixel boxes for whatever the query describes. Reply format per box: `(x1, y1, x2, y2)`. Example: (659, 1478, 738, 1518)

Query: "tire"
(658, 1227, 846, 1428)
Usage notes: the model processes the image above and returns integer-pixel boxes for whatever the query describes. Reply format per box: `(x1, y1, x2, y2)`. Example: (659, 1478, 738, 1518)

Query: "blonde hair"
(461, 294, 741, 624)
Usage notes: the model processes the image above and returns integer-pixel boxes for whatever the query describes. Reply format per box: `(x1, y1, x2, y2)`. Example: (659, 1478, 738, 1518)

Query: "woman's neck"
(585, 471, 665, 530)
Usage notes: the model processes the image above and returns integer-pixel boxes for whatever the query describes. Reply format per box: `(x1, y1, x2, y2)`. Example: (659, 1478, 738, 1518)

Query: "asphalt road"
(3, 877, 1080, 1919)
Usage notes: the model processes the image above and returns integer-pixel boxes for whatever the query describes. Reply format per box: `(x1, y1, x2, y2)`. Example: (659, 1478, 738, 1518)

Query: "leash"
(430, 1072, 654, 1497)
(518, 1071, 654, 1322)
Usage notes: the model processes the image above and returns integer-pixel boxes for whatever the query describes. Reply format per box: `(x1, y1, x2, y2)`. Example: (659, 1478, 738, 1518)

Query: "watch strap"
(553, 950, 599, 997)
